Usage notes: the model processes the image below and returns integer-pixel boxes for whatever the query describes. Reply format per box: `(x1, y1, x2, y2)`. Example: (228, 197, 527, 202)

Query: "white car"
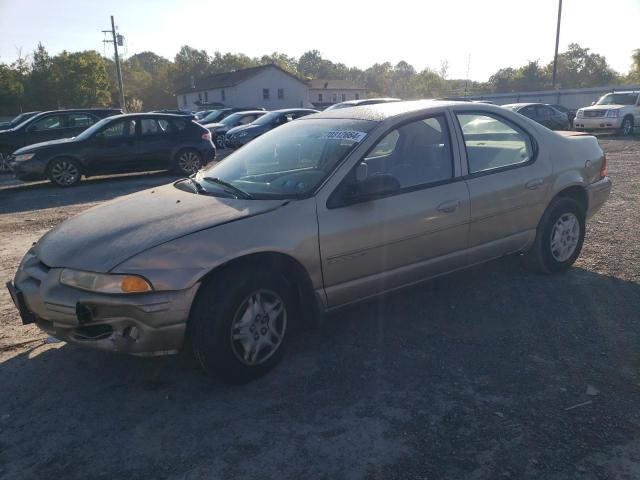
(574, 91, 639, 136)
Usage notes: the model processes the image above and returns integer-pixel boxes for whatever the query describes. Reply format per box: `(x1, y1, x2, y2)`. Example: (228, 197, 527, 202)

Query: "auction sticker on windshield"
(319, 130, 367, 142)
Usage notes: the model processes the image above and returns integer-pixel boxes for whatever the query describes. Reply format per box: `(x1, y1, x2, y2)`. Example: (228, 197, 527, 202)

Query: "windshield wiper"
(202, 177, 253, 199)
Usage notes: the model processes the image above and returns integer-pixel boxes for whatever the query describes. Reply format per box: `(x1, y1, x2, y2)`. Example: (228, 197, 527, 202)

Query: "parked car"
(503, 103, 570, 130)
(150, 109, 195, 117)
(8, 113, 215, 186)
(224, 108, 319, 148)
(0, 109, 122, 172)
(203, 110, 267, 148)
(7, 100, 611, 383)
(198, 107, 266, 126)
(0, 111, 41, 131)
(549, 104, 576, 125)
(195, 110, 215, 120)
(574, 91, 640, 136)
(324, 97, 401, 111)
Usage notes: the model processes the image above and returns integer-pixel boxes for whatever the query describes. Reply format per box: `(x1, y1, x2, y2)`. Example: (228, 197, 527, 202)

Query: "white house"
(174, 64, 311, 111)
(308, 79, 367, 109)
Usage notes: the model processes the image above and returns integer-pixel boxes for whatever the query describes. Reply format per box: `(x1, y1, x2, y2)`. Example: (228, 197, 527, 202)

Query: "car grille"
(19, 251, 50, 287)
(583, 110, 606, 118)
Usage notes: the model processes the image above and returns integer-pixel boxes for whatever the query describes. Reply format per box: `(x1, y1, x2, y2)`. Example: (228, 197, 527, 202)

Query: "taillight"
(202, 132, 212, 141)
(599, 153, 607, 179)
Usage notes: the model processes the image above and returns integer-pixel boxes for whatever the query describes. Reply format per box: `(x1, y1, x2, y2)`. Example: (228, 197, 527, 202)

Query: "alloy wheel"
(230, 289, 287, 366)
(0, 154, 11, 173)
(550, 212, 580, 262)
(623, 118, 633, 136)
(178, 151, 202, 174)
(50, 160, 80, 186)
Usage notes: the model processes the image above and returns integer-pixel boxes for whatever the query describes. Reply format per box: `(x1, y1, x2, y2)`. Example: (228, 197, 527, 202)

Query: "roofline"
(174, 64, 309, 95)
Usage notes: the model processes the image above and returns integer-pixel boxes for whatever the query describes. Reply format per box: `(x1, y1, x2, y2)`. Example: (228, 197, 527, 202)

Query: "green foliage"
(0, 43, 636, 116)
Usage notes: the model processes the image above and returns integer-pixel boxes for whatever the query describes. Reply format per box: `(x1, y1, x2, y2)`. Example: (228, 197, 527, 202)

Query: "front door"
(317, 114, 470, 307)
(23, 114, 70, 146)
(453, 110, 553, 263)
(87, 117, 138, 175)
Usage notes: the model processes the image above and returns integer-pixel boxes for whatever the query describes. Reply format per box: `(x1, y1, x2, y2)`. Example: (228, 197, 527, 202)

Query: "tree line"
(1, 43, 639, 115)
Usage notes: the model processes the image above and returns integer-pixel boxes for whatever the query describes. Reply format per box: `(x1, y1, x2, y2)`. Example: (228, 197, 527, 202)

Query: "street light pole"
(552, 0, 563, 89)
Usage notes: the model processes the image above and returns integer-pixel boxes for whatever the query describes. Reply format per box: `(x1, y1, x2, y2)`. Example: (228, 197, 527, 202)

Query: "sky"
(0, 0, 638, 82)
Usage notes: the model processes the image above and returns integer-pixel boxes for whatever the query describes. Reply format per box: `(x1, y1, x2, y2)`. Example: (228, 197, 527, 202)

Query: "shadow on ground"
(1, 257, 640, 479)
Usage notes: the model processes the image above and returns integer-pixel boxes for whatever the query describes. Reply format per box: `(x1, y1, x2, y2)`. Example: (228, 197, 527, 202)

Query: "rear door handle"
(525, 178, 544, 190)
(437, 200, 460, 213)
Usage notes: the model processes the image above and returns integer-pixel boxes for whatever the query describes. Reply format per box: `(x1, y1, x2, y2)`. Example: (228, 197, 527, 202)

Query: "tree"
(51, 50, 111, 108)
(173, 46, 211, 90)
(548, 43, 619, 88)
(628, 49, 640, 83)
(0, 64, 24, 115)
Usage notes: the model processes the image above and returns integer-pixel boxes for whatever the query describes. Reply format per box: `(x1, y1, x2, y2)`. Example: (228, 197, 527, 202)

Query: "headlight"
(605, 110, 619, 118)
(60, 269, 153, 294)
(576, 110, 584, 118)
(13, 153, 35, 162)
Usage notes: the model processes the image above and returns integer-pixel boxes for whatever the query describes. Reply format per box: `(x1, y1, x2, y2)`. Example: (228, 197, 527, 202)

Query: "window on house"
(318, 93, 323, 102)
(183, 95, 187, 106)
(221, 90, 226, 101)
(355, 93, 360, 100)
(332, 93, 337, 103)
(278, 88, 284, 99)
(341, 93, 346, 101)
(204, 91, 208, 102)
(263, 88, 270, 100)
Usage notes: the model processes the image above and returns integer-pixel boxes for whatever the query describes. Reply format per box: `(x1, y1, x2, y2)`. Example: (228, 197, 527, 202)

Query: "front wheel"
(621, 116, 634, 136)
(47, 158, 82, 187)
(189, 267, 293, 384)
(524, 197, 586, 273)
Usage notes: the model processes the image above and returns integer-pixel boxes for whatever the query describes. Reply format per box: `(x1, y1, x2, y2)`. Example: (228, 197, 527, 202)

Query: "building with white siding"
(174, 64, 311, 111)
(307, 79, 367, 109)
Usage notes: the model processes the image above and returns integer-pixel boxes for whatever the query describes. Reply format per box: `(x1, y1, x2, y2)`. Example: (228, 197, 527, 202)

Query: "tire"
(47, 157, 82, 187)
(189, 266, 294, 384)
(174, 149, 203, 176)
(0, 153, 11, 174)
(524, 197, 586, 274)
(621, 116, 634, 136)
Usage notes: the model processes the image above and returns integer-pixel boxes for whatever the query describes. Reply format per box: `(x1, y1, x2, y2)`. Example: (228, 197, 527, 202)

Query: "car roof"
(267, 108, 318, 114)
(502, 103, 539, 108)
(609, 91, 639, 94)
(305, 99, 508, 122)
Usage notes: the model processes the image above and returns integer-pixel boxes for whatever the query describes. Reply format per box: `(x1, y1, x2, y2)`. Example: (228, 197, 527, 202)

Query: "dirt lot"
(0, 139, 639, 479)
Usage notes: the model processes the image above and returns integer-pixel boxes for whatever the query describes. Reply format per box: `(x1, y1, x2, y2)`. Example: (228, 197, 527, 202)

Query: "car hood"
(14, 137, 77, 154)
(34, 183, 286, 272)
(583, 104, 626, 110)
(227, 124, 265, 137)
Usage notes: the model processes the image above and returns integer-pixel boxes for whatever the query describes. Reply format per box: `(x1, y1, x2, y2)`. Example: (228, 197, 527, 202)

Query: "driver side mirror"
(351, 172, 401, 199)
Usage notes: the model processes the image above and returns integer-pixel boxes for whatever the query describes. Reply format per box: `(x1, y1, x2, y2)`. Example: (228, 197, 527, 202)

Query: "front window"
(95, 118, 137, 139)
(457, 113, 532, 174)
(31, 115, 65, 131)
(596, 93, 638, 106)
(220, 112, 264, 127)
(194, 119, 375, 199)
(201, 110, 226, 124)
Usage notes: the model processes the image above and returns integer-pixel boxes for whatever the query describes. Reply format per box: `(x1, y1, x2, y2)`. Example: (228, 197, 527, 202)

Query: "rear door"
(316, 113, 470, 307)
(86, 117, 138, 175)
(453, 110, 552, 263)
(136, 117, 175, 170)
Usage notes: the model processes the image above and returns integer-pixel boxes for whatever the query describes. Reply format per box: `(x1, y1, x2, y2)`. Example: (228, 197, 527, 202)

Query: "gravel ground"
(0, 138, 638, 479)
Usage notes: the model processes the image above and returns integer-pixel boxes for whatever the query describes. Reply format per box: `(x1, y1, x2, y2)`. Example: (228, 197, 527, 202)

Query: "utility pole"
(552, 0, 563, 89)
(463, 54, 471, 97)
(103, 16, 126, 111)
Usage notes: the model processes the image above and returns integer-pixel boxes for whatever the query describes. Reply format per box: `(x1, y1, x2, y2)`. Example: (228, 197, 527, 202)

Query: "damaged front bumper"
(9, 250, 199, 356)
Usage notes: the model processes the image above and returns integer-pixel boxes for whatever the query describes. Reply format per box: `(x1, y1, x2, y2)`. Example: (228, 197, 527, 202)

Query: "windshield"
(200, 110, 227, 124)
(596, 93, 638, 106)
(74, 116, 114, 140)
(503, 105, 521, 111)
(252, 112, 282, 126)
(195, 118, 375, 199)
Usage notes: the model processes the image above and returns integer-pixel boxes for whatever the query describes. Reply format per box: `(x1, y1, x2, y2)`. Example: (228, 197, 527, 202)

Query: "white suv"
(574, 91, 640, 136)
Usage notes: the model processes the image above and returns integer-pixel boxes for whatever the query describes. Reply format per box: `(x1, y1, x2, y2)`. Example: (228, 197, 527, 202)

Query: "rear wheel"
(47, 158, 82, 187)
(621, 116, 634, 136)
(189, 266, 293, 384)
(174, 149, 203, 176)
(524, 197, 586, 273)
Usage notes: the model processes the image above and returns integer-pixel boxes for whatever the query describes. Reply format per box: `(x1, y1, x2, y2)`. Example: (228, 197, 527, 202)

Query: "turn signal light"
(121, 275, 152, 293)
(599, 154, 607, 179)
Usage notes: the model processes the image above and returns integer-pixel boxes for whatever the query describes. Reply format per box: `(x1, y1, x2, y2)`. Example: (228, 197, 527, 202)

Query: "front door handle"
(437, 200, 460, 214)
(525, 178, 544, 190)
